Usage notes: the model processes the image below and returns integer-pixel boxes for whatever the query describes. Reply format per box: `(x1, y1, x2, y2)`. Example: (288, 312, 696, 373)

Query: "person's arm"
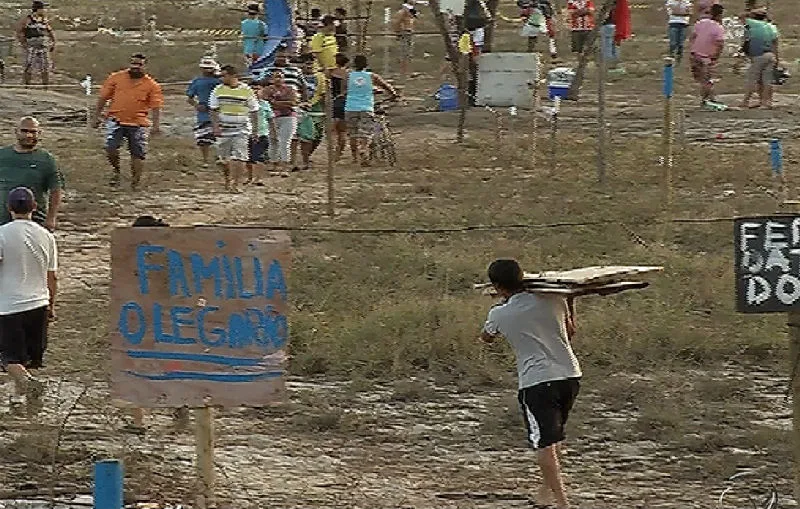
(773, 36, 780, 64)
(480, 307, 502, 343)
(47, 236, 58, 319)
(309, 73, 326, 106)
(47, 20, 55, 48)
(43, 154, 62, 232)
(372, 73, 399, 99)
(712, 30, 724, 59)
(209, 87, 222, 136)
(149, 82, 164, 134)
(248, 90, 260, 137)
(566, 297, 576, 340)
(93, 77, 114, 127)
(46, 189, 62, 231)
(298, 72, 310, 101)
(15, 17, 27, 46)
(186, 82, 199, 108)
(272, 88, 299, 108)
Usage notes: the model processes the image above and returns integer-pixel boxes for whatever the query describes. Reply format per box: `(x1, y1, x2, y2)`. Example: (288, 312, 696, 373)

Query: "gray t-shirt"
(484, 292, 582, 389)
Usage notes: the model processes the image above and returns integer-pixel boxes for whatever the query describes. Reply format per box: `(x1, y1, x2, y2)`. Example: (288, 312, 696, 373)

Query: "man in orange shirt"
(92, 53, 163, 190)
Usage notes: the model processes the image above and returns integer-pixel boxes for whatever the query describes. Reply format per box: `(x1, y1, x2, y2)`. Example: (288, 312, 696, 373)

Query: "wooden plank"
(474, 265, 663, 289)
(480, 280, 649, 296)
(525, 266, 663, 285)
(109, 227, 291, 409)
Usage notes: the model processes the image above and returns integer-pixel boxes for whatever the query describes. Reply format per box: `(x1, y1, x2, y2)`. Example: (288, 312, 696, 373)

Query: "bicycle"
(368, 98, 399, 167)
(717, 468, 779, 509)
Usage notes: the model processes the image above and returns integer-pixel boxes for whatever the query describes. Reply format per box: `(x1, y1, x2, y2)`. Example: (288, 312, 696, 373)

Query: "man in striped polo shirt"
(209, 64, 259, 192)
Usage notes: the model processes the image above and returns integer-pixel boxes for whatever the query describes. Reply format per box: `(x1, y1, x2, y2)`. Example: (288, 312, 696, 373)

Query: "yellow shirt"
(310, 33, 338, 70)
(458, 32, 472, 54)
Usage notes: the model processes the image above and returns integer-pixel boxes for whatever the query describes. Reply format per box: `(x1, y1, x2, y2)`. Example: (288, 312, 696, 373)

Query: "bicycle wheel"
(383, 128, 397, 167)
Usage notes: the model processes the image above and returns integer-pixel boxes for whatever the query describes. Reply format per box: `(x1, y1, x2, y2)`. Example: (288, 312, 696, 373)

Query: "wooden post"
(550, 96, 560, 173)
(325, 83, 335, 216)
(195, 407, 214, 509)
(597, 29, 607, 183)
(360, 0, 373, 54)
(82, 75, 93, 131)
(678, 107, 687, 152)
(457, 52, 469, 144)
(662, 57, 675, 208)
(771, 139, 786, 203)
(529, 55, 541, 170)
(383, 7, 391, 76)
(353, 0, 364, 53)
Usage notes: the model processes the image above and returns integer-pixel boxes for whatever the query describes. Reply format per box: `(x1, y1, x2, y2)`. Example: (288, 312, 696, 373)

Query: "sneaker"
(109, 173, 121, 187)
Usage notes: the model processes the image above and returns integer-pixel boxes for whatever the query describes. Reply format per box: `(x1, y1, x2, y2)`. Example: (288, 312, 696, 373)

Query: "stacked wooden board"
(474, 265, 663, 297)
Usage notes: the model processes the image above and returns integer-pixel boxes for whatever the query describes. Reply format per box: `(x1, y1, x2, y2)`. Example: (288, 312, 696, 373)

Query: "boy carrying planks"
(480, 258, 580, 509)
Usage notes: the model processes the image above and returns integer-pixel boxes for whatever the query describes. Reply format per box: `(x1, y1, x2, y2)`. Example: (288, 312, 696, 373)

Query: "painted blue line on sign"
(125, 350, 268, 367)
(125, 370, 283, 382)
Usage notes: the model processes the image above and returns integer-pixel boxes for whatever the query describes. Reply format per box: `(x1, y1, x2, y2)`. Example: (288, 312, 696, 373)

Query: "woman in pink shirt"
(689, 3, 725, 104)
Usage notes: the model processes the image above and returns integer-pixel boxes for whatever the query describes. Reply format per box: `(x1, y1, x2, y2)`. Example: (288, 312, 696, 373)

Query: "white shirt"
(666, 0, 691, 24)
(484, 292, 581, 389)
(0, 219, 57, 315)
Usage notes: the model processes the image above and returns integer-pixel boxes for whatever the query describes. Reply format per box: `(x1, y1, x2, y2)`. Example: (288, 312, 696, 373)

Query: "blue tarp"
(249, 0, 294, 75)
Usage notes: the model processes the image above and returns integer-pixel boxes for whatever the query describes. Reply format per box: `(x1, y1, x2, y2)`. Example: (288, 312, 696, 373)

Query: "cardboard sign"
(735, 216, 800, 313)
(110, 227, 290, 408)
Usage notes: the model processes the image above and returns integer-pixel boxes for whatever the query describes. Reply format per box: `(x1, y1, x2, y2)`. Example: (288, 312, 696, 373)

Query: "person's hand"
(44, 217, 56, 232)
(91, 117, 102, 129)
(196, 104, 208, 113)
(48, 305, 57, 322)
(150, 126, 161, 137)
(213, 126, 223, 137)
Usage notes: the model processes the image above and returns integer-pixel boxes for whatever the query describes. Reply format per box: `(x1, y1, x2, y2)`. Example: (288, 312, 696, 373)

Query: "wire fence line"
(204, 215, 745, 235)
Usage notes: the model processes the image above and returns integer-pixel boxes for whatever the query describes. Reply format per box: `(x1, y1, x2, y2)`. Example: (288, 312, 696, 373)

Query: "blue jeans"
(668, 23, 687, 59)
(600, 24, 619, 62)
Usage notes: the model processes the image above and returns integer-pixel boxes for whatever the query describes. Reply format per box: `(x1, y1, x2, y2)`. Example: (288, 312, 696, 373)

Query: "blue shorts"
(249, 135, 269, 163)
(105, 119, 148, 159)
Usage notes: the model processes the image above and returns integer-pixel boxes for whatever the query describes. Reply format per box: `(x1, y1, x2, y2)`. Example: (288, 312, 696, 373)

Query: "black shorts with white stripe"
(518, 377, 580, 449)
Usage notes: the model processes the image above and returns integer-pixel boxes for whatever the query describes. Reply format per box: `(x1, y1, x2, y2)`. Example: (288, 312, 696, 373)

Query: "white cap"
(199, 57, 219, 70)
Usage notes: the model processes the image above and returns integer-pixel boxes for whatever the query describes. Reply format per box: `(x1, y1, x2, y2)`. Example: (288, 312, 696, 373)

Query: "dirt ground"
(0, 0, 799, 508)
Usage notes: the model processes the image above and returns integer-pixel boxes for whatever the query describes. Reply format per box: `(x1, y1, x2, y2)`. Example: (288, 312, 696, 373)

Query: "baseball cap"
(199, 57, 219, 70)
(32, 0, 47, 9)
(7, 187, 36, 214)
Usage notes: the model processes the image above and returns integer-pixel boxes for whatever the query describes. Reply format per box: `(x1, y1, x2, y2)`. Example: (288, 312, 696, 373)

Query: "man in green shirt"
(741, 8, 779, 109)
(0, 117, 63, 230)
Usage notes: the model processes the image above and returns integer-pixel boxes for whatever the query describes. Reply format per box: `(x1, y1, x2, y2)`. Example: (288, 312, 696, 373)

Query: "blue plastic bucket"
(548, 84, 570, 100)
(436, 84, 459, 111)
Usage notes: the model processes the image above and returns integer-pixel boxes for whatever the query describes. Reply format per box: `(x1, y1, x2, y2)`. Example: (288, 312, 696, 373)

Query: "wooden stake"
(383, 7, 391, 76)
(597, 30, 608, 184)
(662, 57, 674, 208)
(529, 53, 541, 170)
(325, 82, 335, 216)
(457, 52, 468, 144)
(550, 97, 559, 173)
(195, 407, 214, 509)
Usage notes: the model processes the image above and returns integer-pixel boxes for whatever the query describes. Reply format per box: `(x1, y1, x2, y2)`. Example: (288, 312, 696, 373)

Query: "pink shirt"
(691, 18, 724, 58)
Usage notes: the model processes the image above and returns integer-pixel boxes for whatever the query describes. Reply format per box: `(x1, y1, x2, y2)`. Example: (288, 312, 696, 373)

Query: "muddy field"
(0, 0, 799, 507)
